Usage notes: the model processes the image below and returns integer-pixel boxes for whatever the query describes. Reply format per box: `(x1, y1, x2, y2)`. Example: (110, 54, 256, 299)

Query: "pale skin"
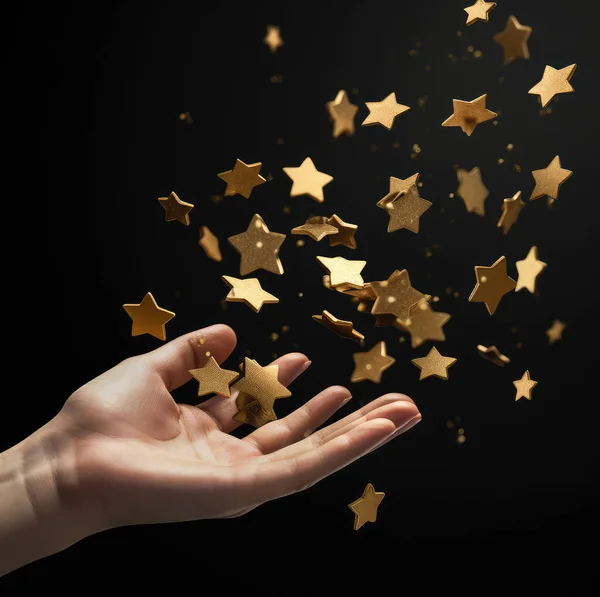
(0, 324, 421, 575)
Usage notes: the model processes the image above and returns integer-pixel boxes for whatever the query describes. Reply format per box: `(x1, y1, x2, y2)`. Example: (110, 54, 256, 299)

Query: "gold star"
(264, 25, 283, 53)
(377, 173, 420, 208)
(477, 344, 510, 367)
(469, 256, 516, 315)
(312, 310, 365, 344)
(283, 157, 333, 203)
(158, 191, 194, 225)
(348, 483, 385, 530)
(351, 341, 396, 383)
(546, 320, 566, 345)
(530, 155, 572, 201)
(411, 346, 457, 380)
(123, 292, 175, 341)
(189, 356, 240, 398)
(371, 269, 425, 320)
(217, 159, 266, 199)
(442, 94, 497, 136)
(515, 246, 547, 293)
(400, 299, 450, 349)
(228, 214, 286, 275)
(497, 191, 525, 234)
(384, 184, 431, 233)
(528, 64, 576, 107)
(463, 0, 496, 26)
(316, 255, 366, 289)
(233, 391, 277, 428)
(456, 167, 488, 216)
(326, 90, 359, 138)
(326, 214, 358, 249)
(493, 15, 532, 64)
(198, 226, 222, 261)
(291, 216, 338, 241)
(222, 275, 279, 312)
(232, 358, 291, 413)
(361, 92, 410, 130)
(513, 370, 537, 401)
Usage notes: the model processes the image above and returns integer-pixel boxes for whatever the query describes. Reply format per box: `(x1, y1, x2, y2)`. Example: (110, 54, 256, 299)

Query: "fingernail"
(341, 394, 353, 406)
(299, 360, 312, 373)
(400, 413, 422, 432)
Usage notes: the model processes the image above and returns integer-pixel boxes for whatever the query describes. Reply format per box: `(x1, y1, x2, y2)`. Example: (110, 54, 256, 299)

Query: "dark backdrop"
(4, 0, 599, 589)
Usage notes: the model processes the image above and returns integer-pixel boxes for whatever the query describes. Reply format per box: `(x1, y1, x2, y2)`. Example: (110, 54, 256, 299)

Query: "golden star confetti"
(283, 157, 333, 203)
(456, 167, 488, 215)
(217, 159, 266, 199)
(326, 214, 358, 249)
(123, 292, 175, 341)
(316, 255, 366, 289)
(377, 173, 420, 208)
(348, 483, 385, 530)
(312, 310, 365, 343)
(326, 90, 359, 138)
(528, 64, 576, 107)
(189, 356, 240, 398)
(546, 320, 566, 345)
(264, 25, 283, 53)
(198, 225, 222, 262)
(477, 344, 510, 366)
(383, 184, 431, 233)
(530, 155, 573, 201)
(442, 94, 497, 136)
(411, 346, 457, 380)
(371, 269, 425, 320)
(497, 191, 525, 234)
(222, 275, 279, 312)
(233, 391, 277, 428)
(493, 15, 532, 64)
(361, 93, 410, 130)
(291, 216, 338, 241)
(400, 299, 450, 348)
(513, 370, 537, 401)
(516, 246, 547, 293)
(158, 191, 194, 225)
(469, 256, 516, 315)
(228, 214, 286, 275)
(351, 341, 396, 383)
(463, 0, 496, 26)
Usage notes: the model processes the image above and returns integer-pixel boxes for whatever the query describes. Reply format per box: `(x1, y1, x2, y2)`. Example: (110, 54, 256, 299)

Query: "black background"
(4, 0, 599, 589)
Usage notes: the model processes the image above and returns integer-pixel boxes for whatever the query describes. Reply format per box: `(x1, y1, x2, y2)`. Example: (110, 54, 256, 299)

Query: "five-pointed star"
(530, 155, 573, 201)
(361, 92, 410, 130)
(513, 370, 537, 401)
(234, 391, 277, 428)
(497, 191, 525, 234)
(377, 173, 420, 208)
(158, 191, 194, 225)
(411, 346, 457, 380)
(316, 255, 366, 289)
(222, 275, 279, 312)
(326, 214, 358, 249)
(469, 256, 516, 315)
(232, 358, 291, 412)
(442, 94, 497, 136)
(351, 341, 396, 383)
(283, 157, 333, 203)
(264, 25, 283, 53)
(198, 225, 222, 261)
(493, 15, 532, 64)
(516, 246, 547, 293)
(400, 299, 450, 348)
(291, 216, 338, 241)
(384, 184, 431, 233)
(217, 159, 266, 199)
(528, 64, 576, 107)
(228, 214, 286, 275)
(348, 483, 385, 530)
(123, 292, 175, 341)
(546, 320, 566, 345)
(326, 90, 359, 137)
(189, 356, 240, 398)
(477, 344, 510, 366)
(456, 167, 489, 216)
(464, 0, 496, 26)
(371, 269, 425, 320)
(312, 310, 365, 343)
